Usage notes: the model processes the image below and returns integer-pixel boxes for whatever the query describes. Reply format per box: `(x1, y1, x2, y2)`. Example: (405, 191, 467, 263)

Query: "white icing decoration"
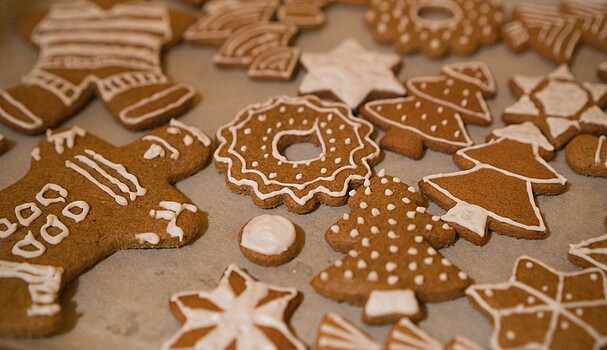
(466, 256, 607, 350)
(12, 231, 46, 259)
(15, 202, 42, 226)
(442, 62, 496, 94)
(535, 80, 588, 118)
(595, 136, 606, 167)
(547, 64, 575, 81)
(364, 289, 419, 318)
(135, 232, 160, 245)
(149, 201, 197, 242)
(504, 95, 539, 116)
(0, 90, 44, 130)
(0, 218, 17, 239)
(317, 312, 381, 350)
(512, 75, 544, 94)
(46, 127, 86, 154)
(545, 116, 580, 139)
(240, 215, 296, 255)
(170, 119, 212, 147)
(0, 260, 63, 316)
(299, 38, 405, 109)
(40, 214, 69, 245)
(569, 233, 607, 272)
(579, 105, 607, 128)
(582, 82, 607, 104)
(491, 122, 554, 151)
(66, 149, 146, 206)
(163, 264, 306, 350)
(144, 143, 165, 159)
(31, 147, 41, 161)
(214, 96, 379, 207)
(142, 135, 179, 160)
(35, 183, 68, 207)
(386, 317, 443, 350)
(62, 200, 90, 223)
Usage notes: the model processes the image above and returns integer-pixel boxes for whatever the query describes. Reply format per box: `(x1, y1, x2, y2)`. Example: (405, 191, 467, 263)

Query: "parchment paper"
(0, 0, 606, 349)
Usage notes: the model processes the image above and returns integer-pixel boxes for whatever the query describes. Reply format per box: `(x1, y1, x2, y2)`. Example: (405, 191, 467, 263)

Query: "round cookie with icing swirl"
(238, 214, 303, 266)
(214, 95, 380, 213)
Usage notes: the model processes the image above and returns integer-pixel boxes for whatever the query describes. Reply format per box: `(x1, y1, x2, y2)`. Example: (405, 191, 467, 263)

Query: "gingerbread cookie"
(385, 317, 483, 350)
(0, 120, 212, 337)
(600, 63, 607, 80)
(214, 95, 380, 214)
(486, 121, 556, 161)
(503, 65, 607, 149)
(566, 134, 607, 178)
(466, 256, 607, 350)
(183, 0, 278, 46)
(312, 171, 472, 306)
(420, 124, 567, 246)
(569, 233, 607, 273)
(561, 1, 607, 52)
(363, 289, 422, 324)
(361, 62, 495, 159)
(164, 264, 305, 350)
(248, 46, 300, 81)
(238, 214, 303, 266)
(0, 133, 8, 156)
(315, 312, 381, 350)
(299, 38, 405, 109)
(324, 169, 456, 254)
(277, 2, 325, 29)
(364, 0, 503, 58)
(0, 1, 197, 135)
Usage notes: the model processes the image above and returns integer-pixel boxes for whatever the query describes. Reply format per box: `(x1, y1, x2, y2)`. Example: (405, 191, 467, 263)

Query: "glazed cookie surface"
(238, 214, 303, 266)
(214, 95, 380, 213)
(0, 120, 212, 337)
(364, 0, 504, 58)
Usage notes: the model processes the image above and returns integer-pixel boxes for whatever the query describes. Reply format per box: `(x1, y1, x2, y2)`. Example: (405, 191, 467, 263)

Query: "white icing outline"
(442, 61, 496, 94)
(248, 46, 300, 80)
(491, 122, 554, 151)
(12, 231, 46, 259)
(569, 233, 607, 272)
(119, 85, 196, 126)
(62, 200, 90, 223)
(241, 215, 296, 255)
(46, 127, 86, 154)
(36, 183, 68, 207)
(0, 260, 63, 317)
(170, 119, 212, 147)
(15, 202, 42, 227)
(149, 201, 198, 242)
(142, 135, 179, 160)
(0, 218, 17, 239)
(466, 256, 607, 350)
(135, 232, 160, 245)
(545, 116, 580, 139)
(0, 89, 44, 130)
(40, 215, 69, 245)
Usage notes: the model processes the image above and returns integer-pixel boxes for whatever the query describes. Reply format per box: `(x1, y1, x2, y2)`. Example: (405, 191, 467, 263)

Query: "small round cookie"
(364, 0, 504, 58)
(214, 95, 380, 214)
(238, 215, 303, 266)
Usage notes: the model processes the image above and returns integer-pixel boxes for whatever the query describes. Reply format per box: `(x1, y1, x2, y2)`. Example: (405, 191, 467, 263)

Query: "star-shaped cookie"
(503, 64, 607, 149)
(164, 264, 305, 350)
(467, 256, 607, 350)
(299, 38, 405, 109)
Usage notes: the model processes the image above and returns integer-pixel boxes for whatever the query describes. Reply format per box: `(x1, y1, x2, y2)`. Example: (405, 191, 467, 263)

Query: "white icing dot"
(357, 217, 365, 224)
(485, 289, 494, 297)
(402, 197, 411, 204)
(414, 236, 423, 243)
(506, 331, 516, 340)
(441, 258, 451, 266)
(561, 321, 569, 330)
(384, 189, 393, 196)
(527, 296, 535, 304)
(344, 270, 353, 279)
(360, 202, 368, 209)
(357, 260, 367, 269)
(381, 178, 389, 184)
(365, 187, 372, 195)
(252, 161, 259, 167)
(439, 273, 448, 282)
(368, 271, 379, 282)
(388, 219, 397, 225)
(537, 311, 544, 319)
(362, 238, 370, 247)
(427, 247, 437, 256)
(565, 293, 573, 300)
(393, 177, 401, 183)
(425, 224, 433, 230)
(442, 223, 450, 230)
(371, 208, 380, 216)
(432, 215, 440, 222)
(388, 275, 399, 285)
(350, 229, 359, 238)
(240, 145, 247, 152)
(371, 226, 379, 234)
(349, 250, 358, 258)
(371, 251, 380, 259)
(321, 168, 327, 174)
(389, 245, 398, 253)
(576, 308, 584, 316)
(331, 225, 339, 233)
(269, 172, 277, 179)
(335, 157, 341, 164)
(407, 211, 416, 219)
(279, 106, 286, 113)
(386, 262, 397, 272)
(416, 207, 426, 213)
(458, 271, 468, 280)
(408, 247, 418, 255)
(244, 128, 251, 135)
(345, 138, 351, 145)
(407, 224, 416, 231)
(335, 260, 343, 267)
(296, 173, 303, 180)
(408, 186, 416, 193)
(542, 285, 549, 292)
(591, 274, 598, 281)
(320, 272, 328, 281)
(408, 262, 418, 271)
(387, 204, 396, 210)
(414, 275, 424, 285)
(343, 213, 350, 220)
(388, 231, 398, 239)
(349, 190, 357, 197)
(423, 257, 433, 265)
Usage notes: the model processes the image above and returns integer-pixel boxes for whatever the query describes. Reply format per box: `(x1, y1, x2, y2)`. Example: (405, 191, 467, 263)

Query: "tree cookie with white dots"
(467, 256, 607, 350)
(238, 214, 303, 266)
(312, 170, 472, 308)
(214, 95, 380, 214)
(0, 120, 212, 337)
(364, 0, 503, 58)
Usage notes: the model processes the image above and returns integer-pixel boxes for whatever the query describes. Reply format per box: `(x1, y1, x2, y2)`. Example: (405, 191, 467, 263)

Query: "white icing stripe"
(36, 184, 68, 207)
(135, 232, 160, 245)
(0, 89, 44, 130)
(387, 317, 442, 350)
(35, 31, 164, 49)
(118, 85, 195, 125)
(214, 96, 379, 206)
(169, 119, 212, 147)
(46, 127, 86, 154)
(66, 159, 128, 205)
(42, 44, 159, 66)
(318, 313, 381, 350)
(363, 97, 473, 148)
(466, 256, 607, 350)
(0, 260, 63, 317)
(422, 165, 546, 233)
(271, 120, 327, 164)
(142, 135, 179, 160)
(456, 138, 567, 185)
(241, 215, 295, 255)
(595, 135, 606, 166)
(569, 234, 607, 272)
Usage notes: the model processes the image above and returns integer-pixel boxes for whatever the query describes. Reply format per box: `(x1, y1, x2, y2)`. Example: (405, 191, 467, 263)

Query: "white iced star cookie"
(299, 38, 406, 109)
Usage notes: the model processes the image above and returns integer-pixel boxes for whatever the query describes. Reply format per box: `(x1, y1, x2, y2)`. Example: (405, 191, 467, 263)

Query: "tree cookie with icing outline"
(238, 214, 303, 266)
(0, 120, 212, 337)
(0, 1, 197, 135)
(163, 264, 305, 350)
(364, 0, 504, 58)
(467, 256, 607, 350)
(566, 134, 607, 178)
(503, 64, 607, 149)
(361, 62, 495, 159)
(214, 95, 380, 214)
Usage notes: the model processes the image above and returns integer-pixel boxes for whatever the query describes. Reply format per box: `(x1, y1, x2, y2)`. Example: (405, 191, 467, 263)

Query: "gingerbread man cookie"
(364, 0, 503, 58)
(164, 264, 305, 350)
(0, 1, 197, 135)
(566, 134, 607, 178)
(299, 38, 405, 110)
(361, 62, 495, 159)
(0, 120, 212, 337)
(503, 65, 607, 149)
(467, 256, 607, 350)
(214, 95, 380, 214)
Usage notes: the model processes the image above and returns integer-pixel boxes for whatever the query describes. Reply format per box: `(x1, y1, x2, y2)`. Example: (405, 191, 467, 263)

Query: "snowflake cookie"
(467, 256, 607, 350)
(214, 95, 380, 214)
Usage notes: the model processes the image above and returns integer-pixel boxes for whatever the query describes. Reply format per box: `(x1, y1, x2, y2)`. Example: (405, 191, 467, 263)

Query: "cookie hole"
(417, 5, 455, 21)
(278, 134, 322, 162)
